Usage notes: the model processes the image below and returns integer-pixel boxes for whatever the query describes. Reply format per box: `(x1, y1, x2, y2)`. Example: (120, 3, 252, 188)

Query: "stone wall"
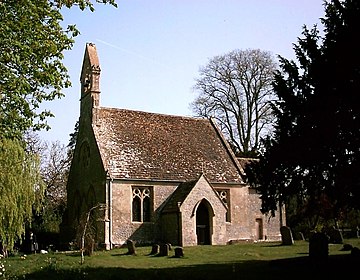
(108, 177, 282, 247)
(216, 185, 282, 243)
(221, 185, 253, 241)
(110, 180, 178, 246)
(248, 188, 282, 241)
(65, 100, 108, 247)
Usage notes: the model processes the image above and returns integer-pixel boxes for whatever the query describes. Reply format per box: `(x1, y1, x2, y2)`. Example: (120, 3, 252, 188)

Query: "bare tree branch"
(191, 49, 278, 156)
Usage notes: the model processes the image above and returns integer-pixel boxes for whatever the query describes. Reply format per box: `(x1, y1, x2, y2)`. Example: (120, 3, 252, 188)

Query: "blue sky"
(39, 0, 326, 145)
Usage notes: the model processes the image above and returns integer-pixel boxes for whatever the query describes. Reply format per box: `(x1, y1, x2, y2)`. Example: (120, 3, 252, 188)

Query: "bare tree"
(191, 49, 277, 156)
(40, 141, 70, 218)
(25, 131, 71, 233)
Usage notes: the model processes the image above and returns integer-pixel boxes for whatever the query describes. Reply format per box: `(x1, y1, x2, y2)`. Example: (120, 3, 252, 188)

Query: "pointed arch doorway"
(196, 199, 212, 245)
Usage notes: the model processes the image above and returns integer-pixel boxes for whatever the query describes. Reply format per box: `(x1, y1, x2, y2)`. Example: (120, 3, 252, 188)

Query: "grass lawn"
(2, 239, 360, 280)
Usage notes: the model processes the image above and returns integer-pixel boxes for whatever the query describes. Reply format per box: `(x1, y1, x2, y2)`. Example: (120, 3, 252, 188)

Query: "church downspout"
(105, 174, 113, 250)
(109, 177, 113, 249)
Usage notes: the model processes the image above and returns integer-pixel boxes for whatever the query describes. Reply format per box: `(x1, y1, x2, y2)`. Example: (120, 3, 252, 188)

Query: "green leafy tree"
(0, 138, 45, 250)
(0, 0, 116, 251)
(245, 0, 360, 231)
(0, 0, 117, 140)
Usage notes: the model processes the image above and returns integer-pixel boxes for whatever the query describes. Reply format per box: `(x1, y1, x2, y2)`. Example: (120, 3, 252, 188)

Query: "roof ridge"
(98, 106, 207, 121)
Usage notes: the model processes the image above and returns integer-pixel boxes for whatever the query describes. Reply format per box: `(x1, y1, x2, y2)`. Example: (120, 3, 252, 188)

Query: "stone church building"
(64, 43, 282, 250)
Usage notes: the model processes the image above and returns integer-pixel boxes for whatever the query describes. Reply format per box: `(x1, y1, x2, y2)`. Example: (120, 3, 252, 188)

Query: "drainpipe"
(105, 173, 113, 250)
(108, 176, 113, 249)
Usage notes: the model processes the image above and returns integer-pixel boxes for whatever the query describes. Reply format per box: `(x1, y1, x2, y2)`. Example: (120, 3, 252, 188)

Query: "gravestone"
(327, 227, 343, 244)
(126, 239, 136, 255)
(280, 226, 294, 245)
(159, 243, 169, 256)
(174, 247, 184, 258)
(150, 244, 160, 255)
(293, 232, 305, 241)
(309, 232, 329, 262)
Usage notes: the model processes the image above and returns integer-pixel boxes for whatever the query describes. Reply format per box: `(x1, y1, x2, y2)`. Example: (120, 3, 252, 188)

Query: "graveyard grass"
(3, 239, 360, 280)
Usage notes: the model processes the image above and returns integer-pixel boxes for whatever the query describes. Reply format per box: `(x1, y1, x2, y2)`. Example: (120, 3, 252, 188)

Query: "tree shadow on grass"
(22, 253, 358, 280)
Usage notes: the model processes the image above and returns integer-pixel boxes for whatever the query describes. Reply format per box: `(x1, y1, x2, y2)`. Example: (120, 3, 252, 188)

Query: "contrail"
(96, 39, 170, 69)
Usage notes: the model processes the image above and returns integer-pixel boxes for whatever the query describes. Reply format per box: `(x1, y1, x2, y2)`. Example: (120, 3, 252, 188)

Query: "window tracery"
(132, 187, 152, 222)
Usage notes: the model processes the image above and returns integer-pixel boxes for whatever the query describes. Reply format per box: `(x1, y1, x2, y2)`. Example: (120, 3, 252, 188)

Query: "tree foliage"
(0, 138, 45, 249)
(245, 0, 360, 228)
(52, 0, 117, 12)
(191, 49, 277, 156)
(0, 0, 116, 140)
(0, 0, 116, 251)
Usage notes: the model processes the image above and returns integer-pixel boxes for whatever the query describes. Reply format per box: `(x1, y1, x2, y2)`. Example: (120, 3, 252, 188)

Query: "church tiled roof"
(93, 107, 244, 183)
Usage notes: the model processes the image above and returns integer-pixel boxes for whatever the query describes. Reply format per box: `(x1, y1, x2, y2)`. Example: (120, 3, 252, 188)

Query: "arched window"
(132, 196, 141, 222)
(143, 196, 151, 222)
(132, 187, 152, 222)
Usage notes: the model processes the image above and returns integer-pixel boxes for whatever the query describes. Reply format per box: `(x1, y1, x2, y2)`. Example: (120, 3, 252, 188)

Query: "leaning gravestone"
(280, 226, 294, 245)
(293, 231, 305, 241)
(126, 239, 136, 255)
(309, 232, 329, 262)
